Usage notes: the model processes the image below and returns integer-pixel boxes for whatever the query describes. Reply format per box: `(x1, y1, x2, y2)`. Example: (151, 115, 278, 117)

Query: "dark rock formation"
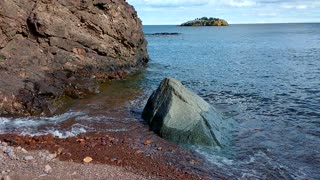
(145, 33, 181, 36)
(0, 0, 149, 116)
(142, 78, 231, 147)
(181, 17, 228, 26)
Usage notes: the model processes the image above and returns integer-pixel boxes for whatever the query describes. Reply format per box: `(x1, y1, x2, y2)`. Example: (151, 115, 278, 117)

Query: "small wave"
(19, 123, 91, 138)
(0, 111, 86, 134)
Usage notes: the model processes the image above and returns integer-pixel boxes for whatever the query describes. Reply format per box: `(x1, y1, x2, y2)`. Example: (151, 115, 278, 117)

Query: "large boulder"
(0, 0, 149, 116)
(143, 78, 231, 147)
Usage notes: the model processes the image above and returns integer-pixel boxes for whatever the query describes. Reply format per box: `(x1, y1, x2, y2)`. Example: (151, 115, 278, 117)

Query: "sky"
(126, 0, 320, 25)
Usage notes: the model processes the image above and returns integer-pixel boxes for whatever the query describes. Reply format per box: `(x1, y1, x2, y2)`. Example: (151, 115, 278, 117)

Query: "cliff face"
(0, 0, 149, 116)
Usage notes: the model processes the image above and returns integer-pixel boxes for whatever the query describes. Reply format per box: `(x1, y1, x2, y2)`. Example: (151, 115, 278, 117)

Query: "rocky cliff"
(0, 0, 149, 116)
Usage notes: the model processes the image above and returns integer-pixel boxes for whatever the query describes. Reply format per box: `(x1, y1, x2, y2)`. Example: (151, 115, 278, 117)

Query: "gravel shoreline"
(0, 131, 211, 180)
(0, 141, 148, 180)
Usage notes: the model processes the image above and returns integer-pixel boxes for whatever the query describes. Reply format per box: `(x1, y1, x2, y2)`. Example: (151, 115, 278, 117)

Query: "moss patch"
(0, 54, 6, 62)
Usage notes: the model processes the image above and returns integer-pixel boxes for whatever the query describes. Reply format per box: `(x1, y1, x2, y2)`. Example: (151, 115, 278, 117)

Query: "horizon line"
(142, 22, 320, 26)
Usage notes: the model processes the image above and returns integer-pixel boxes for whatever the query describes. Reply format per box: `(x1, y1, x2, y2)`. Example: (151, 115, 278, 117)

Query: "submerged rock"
(145, 33, 181, 36)
(0, 0, 149, 116)
(143, 78, 231, 147)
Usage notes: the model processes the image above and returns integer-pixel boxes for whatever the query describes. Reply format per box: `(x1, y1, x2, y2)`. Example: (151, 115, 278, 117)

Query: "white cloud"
(128, 0, 210, 7)
(224, 0, 256, 7)
(129, 0, 257, 8)
(281, 4, 308, 9)
(258, 12, 278, 17)
(279, 1, 320, 10)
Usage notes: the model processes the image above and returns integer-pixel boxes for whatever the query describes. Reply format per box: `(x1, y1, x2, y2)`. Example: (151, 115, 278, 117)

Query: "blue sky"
(127, 0, 320, 25)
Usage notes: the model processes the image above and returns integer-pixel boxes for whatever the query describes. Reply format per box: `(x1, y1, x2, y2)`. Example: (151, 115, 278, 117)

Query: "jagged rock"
(143, 78, 232, 147)
(0, 0, 149, 116)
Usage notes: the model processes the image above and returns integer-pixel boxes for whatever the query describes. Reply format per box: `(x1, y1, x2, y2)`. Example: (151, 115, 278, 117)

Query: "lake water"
(143, 24, 320, 179)
(1, 24, 320, 179)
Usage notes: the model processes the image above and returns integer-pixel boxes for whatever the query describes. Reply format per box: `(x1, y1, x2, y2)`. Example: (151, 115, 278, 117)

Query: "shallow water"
(1, 24, 320, 179)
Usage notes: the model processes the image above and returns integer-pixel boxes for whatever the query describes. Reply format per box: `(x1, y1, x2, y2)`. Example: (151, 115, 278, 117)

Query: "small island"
(181, 17, 229, 26)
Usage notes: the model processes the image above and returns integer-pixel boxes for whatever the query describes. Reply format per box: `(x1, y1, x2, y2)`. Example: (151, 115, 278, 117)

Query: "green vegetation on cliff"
(181, 17, 229, 26)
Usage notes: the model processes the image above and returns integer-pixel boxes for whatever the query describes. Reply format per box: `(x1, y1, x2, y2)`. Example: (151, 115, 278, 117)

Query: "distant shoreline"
(142, 22, 320, 26)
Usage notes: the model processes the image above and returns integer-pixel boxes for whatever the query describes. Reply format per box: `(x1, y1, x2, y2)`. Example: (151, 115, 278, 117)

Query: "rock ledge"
(0, 0, 149, 116)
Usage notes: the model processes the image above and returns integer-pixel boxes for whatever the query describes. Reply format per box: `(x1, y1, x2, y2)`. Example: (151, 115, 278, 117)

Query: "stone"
(23, 156, 34, 161)
(142, 78, 232, 147)
(4, 147, 16, 160)
(2, 176, 11, 180)
(83, 157, 93, 163)
(38, 151, 56, 161)
(1, 170, 10, 175)
(144, 140, 152, 145)
(44, 165, 52, 174)
(21, 148, 28, 154)
(0, 0, 149, 116)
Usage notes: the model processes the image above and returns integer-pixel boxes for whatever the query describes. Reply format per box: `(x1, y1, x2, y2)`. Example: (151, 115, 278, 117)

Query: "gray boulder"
(142, 78, 231, 147)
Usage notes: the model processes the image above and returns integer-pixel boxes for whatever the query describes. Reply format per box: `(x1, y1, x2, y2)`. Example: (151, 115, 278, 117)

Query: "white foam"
(0, 111, 86, 134)
(20, 123, 91, 138)
(192, 146, 234, 167)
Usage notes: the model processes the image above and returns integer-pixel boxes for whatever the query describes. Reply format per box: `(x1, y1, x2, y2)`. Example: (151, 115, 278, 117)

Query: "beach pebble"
(1, 170, 10, 175)
(83, 157, 93, 163)
(44, 165, 52, 174)
(144, 140, 152, 145)
(2, 142, 8, 146)
(21, 148, 28, 154)
(0, 145, 6, 152)
(2, 175, 11, 180)
(39, 151, 56, 161)
(24, 156, 34, 161)
(4, 147, 16, 160)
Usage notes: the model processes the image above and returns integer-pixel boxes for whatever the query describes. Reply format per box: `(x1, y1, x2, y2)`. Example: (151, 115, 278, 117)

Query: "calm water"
(1, 24, 320, 179)
(142, 24, 320, 179)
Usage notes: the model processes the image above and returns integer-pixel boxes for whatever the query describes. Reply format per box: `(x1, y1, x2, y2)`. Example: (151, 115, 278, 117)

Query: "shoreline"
(0, 125, 212, 179)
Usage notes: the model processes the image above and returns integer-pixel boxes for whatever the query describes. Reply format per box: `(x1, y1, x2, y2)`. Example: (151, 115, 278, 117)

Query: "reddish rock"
(0, 0, 149, 116)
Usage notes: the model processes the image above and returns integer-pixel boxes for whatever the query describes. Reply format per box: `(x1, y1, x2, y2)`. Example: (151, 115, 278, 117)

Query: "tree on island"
(181, 17, 229, 26)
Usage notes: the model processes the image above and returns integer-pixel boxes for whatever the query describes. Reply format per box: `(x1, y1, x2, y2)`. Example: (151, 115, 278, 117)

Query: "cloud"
(127, 0, 320, 24)
(128, 0, 210, 8)
(129, 0, 257, 8)
(282, 4, 307, 9)
(280, 2, 320, 10)
(258, 12, 278, 17)
(224, 0, 256, 7)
